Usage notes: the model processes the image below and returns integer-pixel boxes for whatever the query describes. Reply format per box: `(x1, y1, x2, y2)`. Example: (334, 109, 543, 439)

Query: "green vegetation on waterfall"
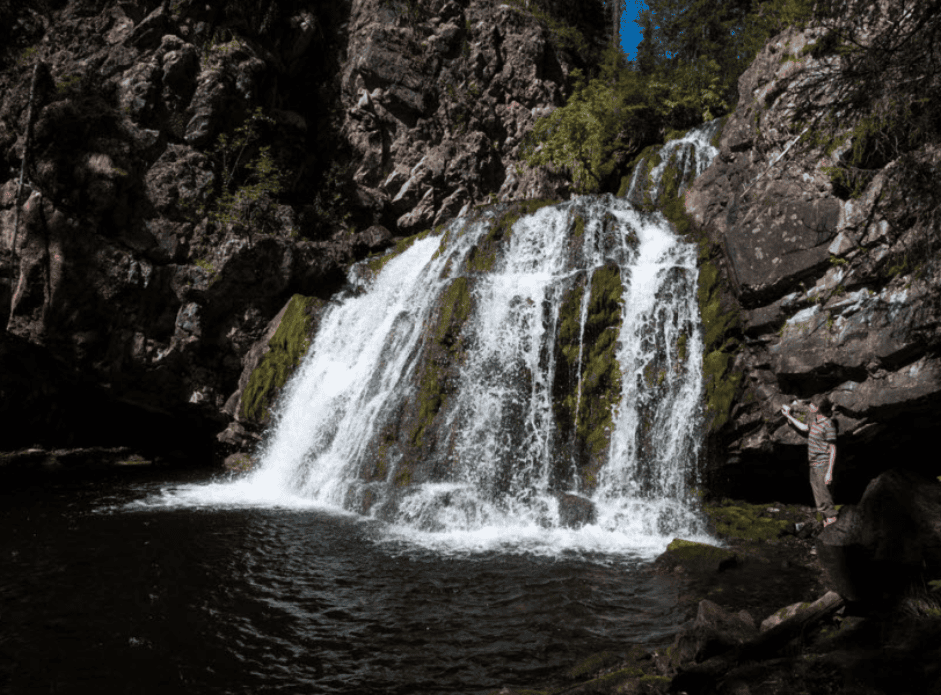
(240, 294, 323, 424)
(552, 259, 625, 491)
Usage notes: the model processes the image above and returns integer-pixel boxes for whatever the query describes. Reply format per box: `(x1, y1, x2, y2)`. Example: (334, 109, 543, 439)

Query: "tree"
(607, 0, 625, 49)
(632, 0, 817, 106)
(207, 108, 284, 245)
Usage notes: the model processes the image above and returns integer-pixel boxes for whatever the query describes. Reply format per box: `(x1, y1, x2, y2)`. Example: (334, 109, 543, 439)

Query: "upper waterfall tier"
(625, 119, 722, 208)
(247, 193, 708, 545)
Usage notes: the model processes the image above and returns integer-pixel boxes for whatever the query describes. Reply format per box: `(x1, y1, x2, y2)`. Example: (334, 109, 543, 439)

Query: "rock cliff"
(0, 0, 609, 459)
(2, 0, 938, 506)
(686, 8, 941, 500)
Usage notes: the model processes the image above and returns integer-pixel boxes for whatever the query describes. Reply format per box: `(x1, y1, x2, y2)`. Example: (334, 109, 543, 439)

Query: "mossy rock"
(565, 651, 623, 680)
(574, 264, 625, 489)
(223, 453, 256, 473)
(703, 501, 791, 543)
(368, 275, 476, 491)
(239, 294, 324, 424)
(657, 538, 740, 574)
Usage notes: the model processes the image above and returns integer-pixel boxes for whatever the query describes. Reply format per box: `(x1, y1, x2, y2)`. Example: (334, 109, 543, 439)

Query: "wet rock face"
(0, 0, 601, 457)
(686, 23, 941, 499)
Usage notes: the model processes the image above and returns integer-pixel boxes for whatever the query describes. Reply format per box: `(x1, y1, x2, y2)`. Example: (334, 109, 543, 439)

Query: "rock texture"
(0, 0, 609, 459)
(686, 21, 941, 500)
(817, 468, 941, 602)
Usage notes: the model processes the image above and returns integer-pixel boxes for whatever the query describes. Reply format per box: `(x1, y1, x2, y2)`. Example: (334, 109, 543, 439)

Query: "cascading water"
(625, 118, 722, 208)
(172, 122, 720, 554)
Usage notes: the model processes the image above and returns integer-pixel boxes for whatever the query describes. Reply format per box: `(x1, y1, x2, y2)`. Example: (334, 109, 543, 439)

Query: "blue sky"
(619, 0, 648, 60)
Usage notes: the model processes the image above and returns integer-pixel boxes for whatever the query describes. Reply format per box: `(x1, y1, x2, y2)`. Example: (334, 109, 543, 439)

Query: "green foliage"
(523, 34, 735, 194)
(55, 74, 81, 95)
(503, 0, 591, 59)
(16, 46, 38, 67)
(523, 46, 661, 193)
(635, 0, 816, 107)
(208, 107, 283, 242)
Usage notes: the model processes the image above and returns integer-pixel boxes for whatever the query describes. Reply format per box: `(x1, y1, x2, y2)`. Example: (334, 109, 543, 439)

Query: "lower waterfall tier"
(247, 194, 709, 544)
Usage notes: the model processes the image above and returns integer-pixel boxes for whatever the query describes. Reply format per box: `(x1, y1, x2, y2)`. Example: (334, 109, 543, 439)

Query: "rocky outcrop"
(339, 0, 604, 232)
(685, 19, 941, 500)
(817, 468, 941, 602)
(0, 0, 608, 460)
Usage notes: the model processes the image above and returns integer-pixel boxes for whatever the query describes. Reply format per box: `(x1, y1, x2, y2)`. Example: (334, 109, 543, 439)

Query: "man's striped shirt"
(808, 415, 836, 465)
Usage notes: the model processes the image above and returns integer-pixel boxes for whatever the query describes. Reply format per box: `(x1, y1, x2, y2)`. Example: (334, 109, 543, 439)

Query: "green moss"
(676, 332, 689, 365)
(572, 213, 587, 240)
(553, 278, 587, 446)
(17, 46, 39, 67)
(565, 651, 622, 680)
(704, 500, 790, 542)
(401, 276, 475, 477)
(696, 252, 742, 432)
(117, 457, 152, 467)
(565, 667, 645, 692)
(578, 265, 624, 485)
(434, 277, 472, 347)
(240, 294, 321, 423)
(616, 175, 631, 198)
(551, 263, 624, 490)
(394, 465, 412, 487)
(710, 116, 729, 149)
(665, 538, 738, 569)
(223, 454, 255, 473)
(55, 73, 81, 94)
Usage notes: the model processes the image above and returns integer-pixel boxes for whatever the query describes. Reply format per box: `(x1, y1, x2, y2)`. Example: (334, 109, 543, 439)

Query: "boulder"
(654, 539, 740, 575)
(554, 492, 596, 529)
(816, 468, 941, 602)
(661, 600, 758, 674)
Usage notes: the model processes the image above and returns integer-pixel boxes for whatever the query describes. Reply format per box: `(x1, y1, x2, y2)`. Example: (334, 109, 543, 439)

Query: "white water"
(142, 124, 723, 557)
(625, 118, 721, 206)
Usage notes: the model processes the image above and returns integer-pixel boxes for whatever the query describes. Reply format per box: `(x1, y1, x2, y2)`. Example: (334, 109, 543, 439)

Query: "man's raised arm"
(781, 404, 808, 432)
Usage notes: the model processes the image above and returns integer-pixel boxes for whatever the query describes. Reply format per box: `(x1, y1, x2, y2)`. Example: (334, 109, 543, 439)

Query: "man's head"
(809, 394, 832, 417)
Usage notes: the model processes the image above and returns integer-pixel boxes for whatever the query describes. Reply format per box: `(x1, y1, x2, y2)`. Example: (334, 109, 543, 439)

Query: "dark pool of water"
(1, 467, 686, 694)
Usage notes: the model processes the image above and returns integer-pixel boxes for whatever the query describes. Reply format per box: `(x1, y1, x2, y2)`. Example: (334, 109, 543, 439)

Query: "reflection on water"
(1, 468, 685, 695)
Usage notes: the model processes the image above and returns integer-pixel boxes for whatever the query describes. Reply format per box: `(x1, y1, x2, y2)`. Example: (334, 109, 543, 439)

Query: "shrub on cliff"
(521, 45, 724, 193)
(206, 107, 284, 243)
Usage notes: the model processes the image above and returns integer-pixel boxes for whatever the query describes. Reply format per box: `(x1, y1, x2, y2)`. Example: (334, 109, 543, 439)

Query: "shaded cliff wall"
(0, 0, 609, 458)
(685, 3, 941, 501)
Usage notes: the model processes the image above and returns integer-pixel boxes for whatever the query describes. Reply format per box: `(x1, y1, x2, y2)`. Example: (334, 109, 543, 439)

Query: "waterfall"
(219, 123, 721, 552)
(625, 118, 721, 208)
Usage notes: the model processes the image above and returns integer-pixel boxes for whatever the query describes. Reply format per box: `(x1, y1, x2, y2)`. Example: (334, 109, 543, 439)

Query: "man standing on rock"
(782, 395, 838, 527)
